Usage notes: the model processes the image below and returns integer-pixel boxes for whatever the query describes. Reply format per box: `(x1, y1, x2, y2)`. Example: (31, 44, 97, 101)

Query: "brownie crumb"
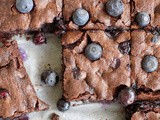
(51, 113, 59, 120)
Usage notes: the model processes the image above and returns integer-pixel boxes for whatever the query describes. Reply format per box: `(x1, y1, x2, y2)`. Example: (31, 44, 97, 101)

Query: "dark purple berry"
(111, 58, 121, 69)
(57, 98, 70, 112)
(118, 87, 136, 106)
(118, 41, 131, 54)
(33, 32, 46, 45)
(41, 69, 59, 86)
(0, 88, 9, 99)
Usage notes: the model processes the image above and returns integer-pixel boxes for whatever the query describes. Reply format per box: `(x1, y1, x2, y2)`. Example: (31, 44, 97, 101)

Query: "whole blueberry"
(118, 87, 136, 106)
(16, 0, 34, 13)
(136, 12, 150, 27)
(41, 70, 59, 86)
(72, 8, 89, 26)
(85, 43, 102, 61)
(106, 0, 124, 17)
(57, 98, 70, 112)
(142, 55, 158, 73)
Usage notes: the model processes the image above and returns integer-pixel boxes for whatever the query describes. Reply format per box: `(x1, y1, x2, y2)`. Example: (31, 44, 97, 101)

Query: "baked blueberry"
(151, 35, 159, 43)
(72, 8, 89, 26)
(57, 98, 70, 112)
(106, 0, 124, 17)
(16, 0, 34, 13)
(85, 43, 102, 61)
(136, 12, 150, 27)
(142, 55, 158, 73)
(41, 70, 59, 86)
(0, 88, 9, 99)
(118, 87, 136, 106)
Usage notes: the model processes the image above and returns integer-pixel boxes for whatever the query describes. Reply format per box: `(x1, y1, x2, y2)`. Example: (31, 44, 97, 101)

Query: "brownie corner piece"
(131, 30, 160, 96)
(0, 41, 49, 119)
(62, 30, 131, 102)
(63, 0, 131, 30)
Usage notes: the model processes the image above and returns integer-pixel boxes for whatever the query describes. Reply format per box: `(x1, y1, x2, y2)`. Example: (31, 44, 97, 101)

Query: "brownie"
(131, 0, 160, 29)
(131, 30, 160, 100)
(0, 0, 62, 33)
(131, 112, 160, 120)
(125, 100, 160, 120)
(63, 0, 131, 30)
(0, 41, 49, 119)
(62, 30, 131, 101)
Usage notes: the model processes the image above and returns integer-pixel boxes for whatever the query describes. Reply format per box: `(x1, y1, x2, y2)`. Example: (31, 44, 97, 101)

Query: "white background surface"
(13, 34, 125, 120)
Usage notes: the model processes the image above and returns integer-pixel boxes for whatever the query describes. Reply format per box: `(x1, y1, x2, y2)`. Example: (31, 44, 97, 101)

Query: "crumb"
(51, 113, 59, 120)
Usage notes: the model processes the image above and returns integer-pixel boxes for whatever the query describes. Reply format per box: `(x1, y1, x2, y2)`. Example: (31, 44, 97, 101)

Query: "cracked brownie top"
(62, 30, 131, 101)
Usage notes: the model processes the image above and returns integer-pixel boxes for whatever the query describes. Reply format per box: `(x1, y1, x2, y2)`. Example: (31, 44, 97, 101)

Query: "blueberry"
(136, 12, 150, 27)
(106, 0, 124, 17)
(142, 55, 158, 73)
(72, 8, 89, 26)
(57, 98, 70, 112)
(118, 87, 136, 106)
(151, 35, 159, 43)
(0, 88, 9, 99)
(85, 43, 102, 61)
(16, 0, 34, 13)
(41, 70, 59, 86)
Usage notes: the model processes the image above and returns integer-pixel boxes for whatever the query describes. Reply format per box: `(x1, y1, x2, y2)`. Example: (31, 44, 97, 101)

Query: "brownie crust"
(0, 41, 49, 119)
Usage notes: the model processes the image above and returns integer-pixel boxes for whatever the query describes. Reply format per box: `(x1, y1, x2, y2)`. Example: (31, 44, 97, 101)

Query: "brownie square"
(131, 30, 160, 100)
(62, 30, 131, 101)
(0, 41, 49, 119)
(131, 0, 160, 29)
(63, 0, 131, 30)
(0, 0, 62, 33)
(125, 100, 160, 120)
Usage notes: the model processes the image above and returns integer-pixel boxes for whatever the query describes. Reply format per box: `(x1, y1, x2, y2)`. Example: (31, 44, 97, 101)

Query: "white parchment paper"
(12, 34, 125, 120)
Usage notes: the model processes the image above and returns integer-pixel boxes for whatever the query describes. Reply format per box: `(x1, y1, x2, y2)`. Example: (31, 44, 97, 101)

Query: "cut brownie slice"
(131, 30, 160, 100)
(0, 41, 49, 119)
(62, 30, 131, 101)
(131, 0, 160, 29)
(0, 0, 62, 33)
(125, 100, 160, 120)
(63, 0, 130, 30)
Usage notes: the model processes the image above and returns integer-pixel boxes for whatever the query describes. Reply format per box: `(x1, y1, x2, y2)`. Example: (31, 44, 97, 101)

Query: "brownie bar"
(125, 100, 160, 120)
(0, 41, 49, 119)
(131, 30, 160, 100)
(131, 112, 160, 120)
(62, 30, 131, 101)
(131, 0, 160, 29)
(63, 0, 130, 30)
(0, 0, 62, 33)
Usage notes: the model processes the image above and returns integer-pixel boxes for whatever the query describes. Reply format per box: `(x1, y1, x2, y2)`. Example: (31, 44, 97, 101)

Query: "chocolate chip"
(0, 88, 9, 99)
(118, 41, 131, 54)
(111, 58, 121, 69)
(72, 67, 81, 80)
